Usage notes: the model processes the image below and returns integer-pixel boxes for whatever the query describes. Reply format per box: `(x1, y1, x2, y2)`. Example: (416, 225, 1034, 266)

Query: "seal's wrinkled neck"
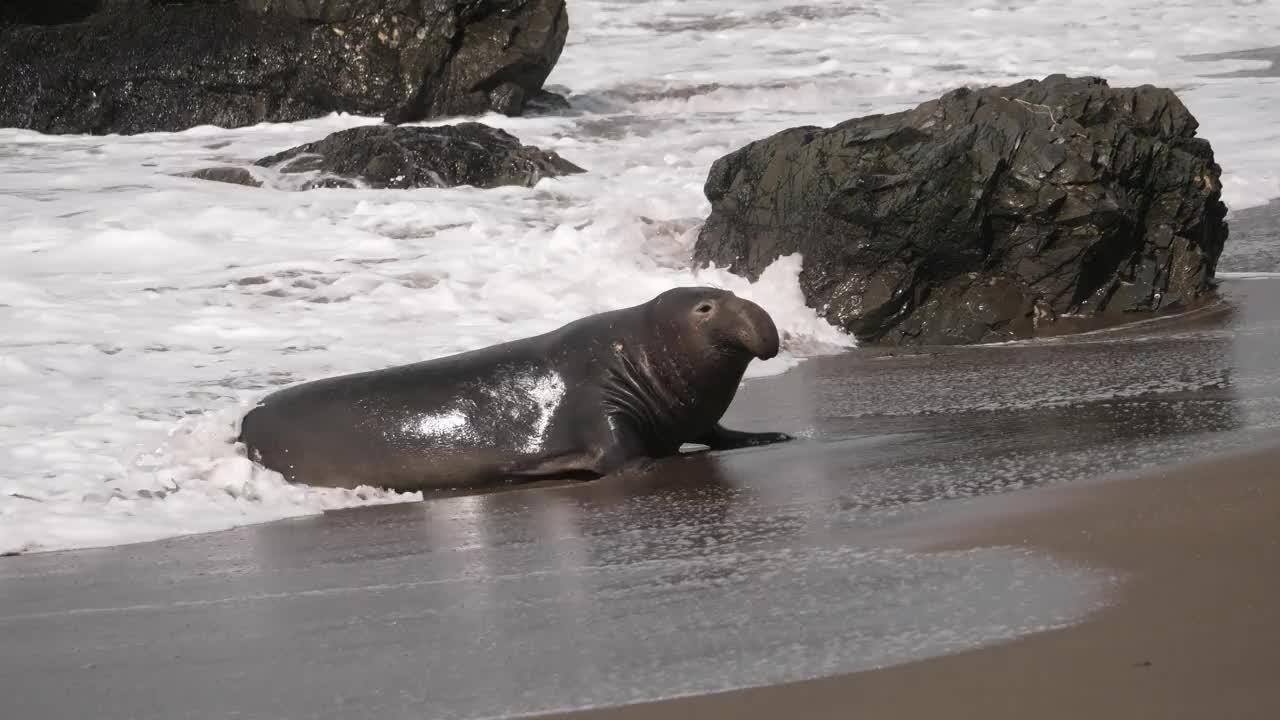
(604, 301, 754, 449)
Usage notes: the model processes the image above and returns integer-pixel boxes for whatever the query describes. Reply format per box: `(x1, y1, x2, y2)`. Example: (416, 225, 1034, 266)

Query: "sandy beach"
(550, 444, 1280, 720)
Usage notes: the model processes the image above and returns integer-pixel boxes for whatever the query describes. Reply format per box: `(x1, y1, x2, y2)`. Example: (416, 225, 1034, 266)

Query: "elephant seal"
(238, 287, 792, 491)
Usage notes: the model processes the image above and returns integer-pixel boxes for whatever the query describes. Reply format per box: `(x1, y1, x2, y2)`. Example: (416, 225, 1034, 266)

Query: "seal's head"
(651, 287, 780, 361)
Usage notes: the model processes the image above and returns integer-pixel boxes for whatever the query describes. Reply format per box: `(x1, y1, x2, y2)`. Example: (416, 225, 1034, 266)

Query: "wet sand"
(549, 443, 1280, 720)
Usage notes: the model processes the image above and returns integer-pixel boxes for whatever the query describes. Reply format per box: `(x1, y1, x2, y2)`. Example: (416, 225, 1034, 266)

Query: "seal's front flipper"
(694, 424, 794, 450)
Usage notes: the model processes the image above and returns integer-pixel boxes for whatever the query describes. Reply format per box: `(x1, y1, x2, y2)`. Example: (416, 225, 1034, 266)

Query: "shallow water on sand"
(0, 488, 1109, 720)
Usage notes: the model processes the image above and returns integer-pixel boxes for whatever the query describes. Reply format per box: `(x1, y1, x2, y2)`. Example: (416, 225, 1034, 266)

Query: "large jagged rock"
(0, 0, 568, 135)
(250, 122, 584, 189)
(693, 75, 1230, 345)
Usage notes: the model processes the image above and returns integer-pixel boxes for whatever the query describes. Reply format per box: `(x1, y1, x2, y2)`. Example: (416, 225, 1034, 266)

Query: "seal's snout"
(664, 286, 781, 361)
(725, 295, 780, 360)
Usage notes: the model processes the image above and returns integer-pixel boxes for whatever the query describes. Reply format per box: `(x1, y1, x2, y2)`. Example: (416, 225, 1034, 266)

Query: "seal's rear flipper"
(500, 451, 609, 481)
(605, 456, 659, 477)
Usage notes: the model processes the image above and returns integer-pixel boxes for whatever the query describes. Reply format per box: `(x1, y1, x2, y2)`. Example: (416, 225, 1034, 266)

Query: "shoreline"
(547, 443, 1280, 719)
(4, 276, 1279, 719)
(4, 272, 1275, 559)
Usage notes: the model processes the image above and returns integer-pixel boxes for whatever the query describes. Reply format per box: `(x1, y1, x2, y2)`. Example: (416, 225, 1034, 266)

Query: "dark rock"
(1, 1, 99, 26)
(0, 0, 569, 135)
(185, 166, 263, 187)
(525, 89, 572, 114)
(300, 177, 359, 191)
(693, 74, 1230, 345)
(253, 122, 584, 189)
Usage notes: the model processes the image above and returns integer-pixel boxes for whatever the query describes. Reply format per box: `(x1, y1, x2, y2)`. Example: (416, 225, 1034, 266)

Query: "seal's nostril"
(695, 303, 713, 314)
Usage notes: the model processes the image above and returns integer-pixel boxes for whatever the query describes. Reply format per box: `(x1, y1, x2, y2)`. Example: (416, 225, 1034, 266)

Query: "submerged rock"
(0, 0, 569, 135)
(253, 123, 584, 189)
(693, 74, 1230, 345)
(525, 89, 572, 114)
(185, 167, 263, 188)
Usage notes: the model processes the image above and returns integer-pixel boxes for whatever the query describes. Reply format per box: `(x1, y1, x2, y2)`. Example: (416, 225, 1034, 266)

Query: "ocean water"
(2, 0, 1279, 555)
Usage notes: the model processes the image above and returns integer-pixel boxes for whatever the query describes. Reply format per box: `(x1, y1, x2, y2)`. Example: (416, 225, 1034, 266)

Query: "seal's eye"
(695, 302, 713, 314)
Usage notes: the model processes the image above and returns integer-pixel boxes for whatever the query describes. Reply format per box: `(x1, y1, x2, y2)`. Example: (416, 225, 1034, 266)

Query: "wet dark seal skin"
(238, 287, 792, 491)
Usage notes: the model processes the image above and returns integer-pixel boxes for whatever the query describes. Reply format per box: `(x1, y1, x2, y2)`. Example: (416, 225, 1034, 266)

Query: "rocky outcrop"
(0, 0, 568, 135)
(693, 75, 1230, 345)
(249, 122, 583, 189)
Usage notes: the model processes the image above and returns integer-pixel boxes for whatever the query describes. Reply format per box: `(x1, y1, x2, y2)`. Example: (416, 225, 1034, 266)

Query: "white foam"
(3, 0, 1278, 554)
